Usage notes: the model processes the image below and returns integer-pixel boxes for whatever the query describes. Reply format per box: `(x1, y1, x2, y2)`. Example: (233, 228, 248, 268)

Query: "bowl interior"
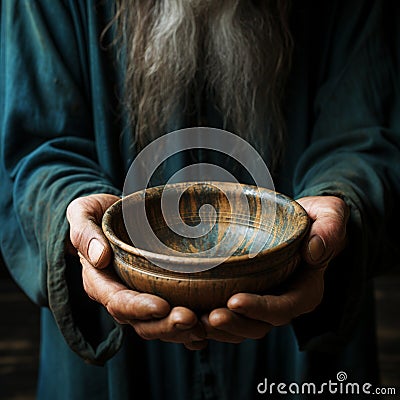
(108, 182, 308, 259)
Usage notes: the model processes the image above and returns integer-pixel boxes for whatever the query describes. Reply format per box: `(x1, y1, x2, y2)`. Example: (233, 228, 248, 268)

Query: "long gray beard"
(113, 0, 292, 166)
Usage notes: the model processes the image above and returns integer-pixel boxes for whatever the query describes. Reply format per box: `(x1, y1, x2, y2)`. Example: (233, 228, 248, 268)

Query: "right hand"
(66, 194, 207, 350)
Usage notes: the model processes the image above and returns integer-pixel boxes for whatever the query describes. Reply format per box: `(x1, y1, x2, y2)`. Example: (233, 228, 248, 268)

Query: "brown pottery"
(102, 182, 310, 311)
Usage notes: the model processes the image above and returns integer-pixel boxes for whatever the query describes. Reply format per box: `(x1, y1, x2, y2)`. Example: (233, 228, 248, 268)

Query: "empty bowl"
(102, 181, 310, 311)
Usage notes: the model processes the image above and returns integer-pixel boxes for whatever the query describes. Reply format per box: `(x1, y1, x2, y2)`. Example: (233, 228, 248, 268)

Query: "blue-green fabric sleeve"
(291, 0, 400, 350)
(0, 1, 124, 364)
(294, 0, 400, 277)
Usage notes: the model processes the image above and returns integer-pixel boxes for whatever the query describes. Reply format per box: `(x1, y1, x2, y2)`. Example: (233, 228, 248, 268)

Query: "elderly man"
(0, 1, 398, 399)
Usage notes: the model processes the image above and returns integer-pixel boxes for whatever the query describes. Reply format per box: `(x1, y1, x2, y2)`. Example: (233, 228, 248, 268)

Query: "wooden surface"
(0, 265, 399, 399)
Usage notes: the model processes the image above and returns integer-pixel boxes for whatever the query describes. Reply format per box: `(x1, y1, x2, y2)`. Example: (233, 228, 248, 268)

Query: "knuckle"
(209, 313, 227, 328)
(66, 197, 96, 250)
(66, 199, 77, 220)
(134, 326, 155, 341)
(105, 295, 124, 322)
(69, 226, 85, 250)
(66, 197, 85, 221)
(273, 297, 296, 326)
(82, 279, 94, 300)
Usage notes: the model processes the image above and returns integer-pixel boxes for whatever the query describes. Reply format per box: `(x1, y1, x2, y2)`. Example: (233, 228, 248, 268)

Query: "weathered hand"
(66, 194, 207, 349)
(200, 195, 349, 344)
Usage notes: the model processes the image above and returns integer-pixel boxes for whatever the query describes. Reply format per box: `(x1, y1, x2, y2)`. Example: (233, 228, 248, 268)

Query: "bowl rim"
(102, 181, 310, 267)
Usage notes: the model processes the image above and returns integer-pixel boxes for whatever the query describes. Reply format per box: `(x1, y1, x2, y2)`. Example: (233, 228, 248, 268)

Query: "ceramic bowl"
(102, 181, 310, 311)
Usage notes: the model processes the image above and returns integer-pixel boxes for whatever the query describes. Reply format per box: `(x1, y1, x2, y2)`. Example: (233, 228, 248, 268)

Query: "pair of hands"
(66, 194, 349, 350)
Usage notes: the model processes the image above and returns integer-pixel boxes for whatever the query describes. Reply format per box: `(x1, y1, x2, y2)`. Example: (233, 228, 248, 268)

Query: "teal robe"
(0, 1, 399, 399)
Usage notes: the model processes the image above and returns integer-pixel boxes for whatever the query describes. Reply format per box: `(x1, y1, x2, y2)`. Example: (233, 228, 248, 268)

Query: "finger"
(131, 307, 205, 343)
(200, 312, 247, 343)
(228, 268, 325, 326)
(296, 196, 349, 266)
(67, 194, 120, 268)
(205, 309, 272, 340)
(81, 257, 170, 322)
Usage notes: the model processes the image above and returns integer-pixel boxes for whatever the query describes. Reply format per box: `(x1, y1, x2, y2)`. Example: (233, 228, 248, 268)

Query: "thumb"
(306, 235, 328, 265)
(66, 194, 120, 268)
(296, 196, 349, 267)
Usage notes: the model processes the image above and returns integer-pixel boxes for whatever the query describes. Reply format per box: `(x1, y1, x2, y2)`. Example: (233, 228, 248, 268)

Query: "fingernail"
(228, 298, 242, 310)
(88, 238, 105, 266)
(308, 235, 326, 263)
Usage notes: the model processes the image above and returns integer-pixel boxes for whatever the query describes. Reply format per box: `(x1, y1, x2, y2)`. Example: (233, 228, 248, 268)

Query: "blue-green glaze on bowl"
(102, 182, 310, 311)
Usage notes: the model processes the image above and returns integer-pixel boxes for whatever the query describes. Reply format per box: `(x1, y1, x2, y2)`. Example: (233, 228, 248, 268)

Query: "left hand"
(195, 195, 349, 346)
(67, 194, 207, 350)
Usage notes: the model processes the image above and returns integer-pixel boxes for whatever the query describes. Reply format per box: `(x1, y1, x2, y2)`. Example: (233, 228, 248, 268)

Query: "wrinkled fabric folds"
(0, 0, 399, 399)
